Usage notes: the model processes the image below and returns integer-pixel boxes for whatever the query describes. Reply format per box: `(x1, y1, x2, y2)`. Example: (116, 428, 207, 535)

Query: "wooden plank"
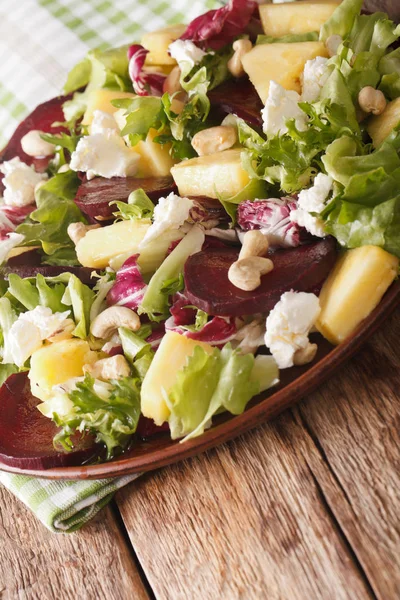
(297, 310, 400, 600)
(116, 419, 373, 598)
(116, 311, 400, 599)
(0, 488, 150, 600)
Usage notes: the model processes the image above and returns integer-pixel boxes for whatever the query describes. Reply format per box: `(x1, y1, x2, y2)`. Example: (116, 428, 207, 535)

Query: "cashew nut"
(90, 306, 141, 339)
(21, 130, 56, 158)
(67, 222, 100, 245)
(47, 319, 75, 343)
(163, 65, 183, 95)
(293, 343, 318, 366)
(239, 230, 269, 260)
(227, 39, 252, 78)
(83, 354, 131, 380)
(358, 86, 387, 115)
(228, 256, 274, 291)
(326, 34, 342, 57)
(236, 319, 265, 354)
(191, 126, 237, 156)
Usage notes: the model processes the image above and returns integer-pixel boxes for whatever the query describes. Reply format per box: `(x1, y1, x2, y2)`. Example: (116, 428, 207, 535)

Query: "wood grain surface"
(0, 487, 149, 600)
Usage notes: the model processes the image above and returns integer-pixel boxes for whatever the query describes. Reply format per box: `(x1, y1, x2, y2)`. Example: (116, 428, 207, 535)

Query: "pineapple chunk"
(29, 339, 98, 401)
(171, 149, 250, 199)
(316, 246, 399, 345)
(141, 24, 186, 66)
(134, 128, 176, 177)
(76, 220, 150, 269)
(260, 1, 340, 38)
(82, 89, 136, 126)
(141, 331, 214, 425)
(76, 219, 184, 272)
(367, 97, 400, 147)
(242, 41, 329, 103)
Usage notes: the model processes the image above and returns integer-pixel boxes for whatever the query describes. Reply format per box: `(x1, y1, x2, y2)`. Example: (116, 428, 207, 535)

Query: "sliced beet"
(0, 94, 70, 173)
(74, 176, 177, 219)
(184, 237, 337, 317)
(0, 372, 99, 470)
(2, 261, 96, 286)
(209, 78, 263, 128)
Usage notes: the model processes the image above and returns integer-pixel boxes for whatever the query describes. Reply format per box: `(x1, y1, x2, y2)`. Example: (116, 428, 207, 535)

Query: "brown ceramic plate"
(0, 279, 398, 480)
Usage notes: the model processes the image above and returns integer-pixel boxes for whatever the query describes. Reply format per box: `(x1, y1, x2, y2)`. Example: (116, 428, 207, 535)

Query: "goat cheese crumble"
(291, 173, 333, 237)
(5, 306, 72, 367)
(265, 291, 321, 369)
(139, 192, 194, 249)
(0, 232, 25, 265)
(168, 39, 207, 70)
(301, 57, 330, 103)
(262, 81, 308, 137)
(0, 157, 47, 207)
(70, 111, 139, 180)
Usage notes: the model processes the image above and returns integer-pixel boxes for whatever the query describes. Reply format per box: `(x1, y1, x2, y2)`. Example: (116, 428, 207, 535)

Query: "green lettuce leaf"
(61, 274, 94, 339)
(50, 375, 141, 459)
(112, 188, 155, 221)
(320, 0, 363, 42)
(63, 45, 131, 121)
(16, 171, 85, 264)
(119, 326, 154, 380)
(0, 364, 19, 387)
(112, 96, 167, 146)
(167, 344, 278, 441)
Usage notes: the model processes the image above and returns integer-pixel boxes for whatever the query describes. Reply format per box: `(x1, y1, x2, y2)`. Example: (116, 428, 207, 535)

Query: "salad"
(0, 0, 399, 468)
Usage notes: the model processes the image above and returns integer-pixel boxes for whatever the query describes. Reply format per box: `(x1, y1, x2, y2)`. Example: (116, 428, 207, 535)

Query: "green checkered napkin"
(0, 0, 219, 533)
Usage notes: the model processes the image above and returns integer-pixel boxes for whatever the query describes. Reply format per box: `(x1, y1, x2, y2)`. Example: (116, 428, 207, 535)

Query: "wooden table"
(1, 308, 399, 599)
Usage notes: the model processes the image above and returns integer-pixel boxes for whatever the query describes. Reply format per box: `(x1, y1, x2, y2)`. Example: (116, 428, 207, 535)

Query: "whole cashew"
(358, 86, 387, 116)
(228, 39, 253, 78)
(191, 126, 237, 156)
(293, 343, 318, 366)
(239, 230, 269, 260)
(83, 354, 131, 380)
(228, 256, 274, 291)
(67, 222, 101, 245)
(90, 306, 141, 339)
(21, 130, 56, 158)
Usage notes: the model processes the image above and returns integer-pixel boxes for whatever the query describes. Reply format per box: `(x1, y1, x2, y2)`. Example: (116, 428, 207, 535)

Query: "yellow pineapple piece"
(141, 331, 214, 425)
(242, 41, 329, 103)
(134, 128, 176, 177)
(76, 219, 184, 273)
(171, 149, 250, 199)
(260, 1, 340, 38)
(141, 24, 186, 66)
(316, 246, 399, 345)
(82, 89, 136, 126)
(367, 97, 400, 147)
(29, 339, 98, 401)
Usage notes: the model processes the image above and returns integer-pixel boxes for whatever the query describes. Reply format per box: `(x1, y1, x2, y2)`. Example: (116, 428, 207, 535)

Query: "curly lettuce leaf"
(50, 375, 141, 459)
(119, 326, 154, 380)
(320, 0, 363, 42)
(16, 171, 85, 264)
(112, 96, 167, 146)
(112, 189, 155, 221)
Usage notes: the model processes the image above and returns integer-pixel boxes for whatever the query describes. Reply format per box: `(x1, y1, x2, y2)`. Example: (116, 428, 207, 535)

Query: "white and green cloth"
(0, 0, 219, 533)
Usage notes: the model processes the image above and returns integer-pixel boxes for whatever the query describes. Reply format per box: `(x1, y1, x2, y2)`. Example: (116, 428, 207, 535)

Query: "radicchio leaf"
(127, 44, 166, 96)
(180, 0, 257, 51)
(146, 323, 165, 349)
(237, 199, 308, 248)
(107, 254, 147, 310)
(170, 291, 197, 326)
(0, 205, 34, 240)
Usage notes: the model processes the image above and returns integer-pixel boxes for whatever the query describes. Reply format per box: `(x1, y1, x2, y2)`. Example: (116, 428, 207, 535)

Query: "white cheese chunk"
(0, 157, 47, 207)
(265, 291, 320, 369)
(90, 110, 120, 135)
(290, 173, 333, 238)
(168, 39, 207, 70)
(70, 130, 140, 180)
(7, 306, 72, 367)
(262, 81, 308, 137)
(139, 192, 194, 249)
(301, 56, 330, 103)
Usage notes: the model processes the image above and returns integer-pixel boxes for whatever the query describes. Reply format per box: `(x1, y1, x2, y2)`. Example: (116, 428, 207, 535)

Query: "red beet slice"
(209, 78, 263, 128)
(74, 176, 177, 219)
(0, 372, 98, 470)
(184, 237, 337, 317)
(2, 260, 96, 286)
(136, 415, 169, 439)
(0, 94, 70, 173)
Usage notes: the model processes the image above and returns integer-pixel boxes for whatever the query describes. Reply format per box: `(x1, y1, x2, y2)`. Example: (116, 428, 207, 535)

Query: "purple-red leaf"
(127, 44, 166, 96)
(107, 254, 147, 310)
